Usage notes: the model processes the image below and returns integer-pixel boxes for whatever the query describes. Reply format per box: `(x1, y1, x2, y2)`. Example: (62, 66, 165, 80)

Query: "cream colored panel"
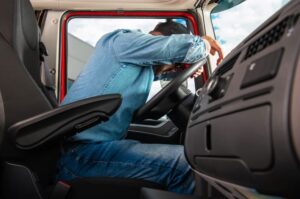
(31, 0, 195, 10)
(31, 0, 59, 10)
(40, 11, 64, 96)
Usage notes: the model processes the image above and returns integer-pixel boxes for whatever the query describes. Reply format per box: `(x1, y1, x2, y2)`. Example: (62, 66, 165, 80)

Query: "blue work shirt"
(62, 29, 208, 143)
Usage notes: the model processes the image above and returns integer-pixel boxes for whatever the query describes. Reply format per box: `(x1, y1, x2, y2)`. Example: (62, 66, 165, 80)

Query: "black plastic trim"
(9, 94, 121, 150)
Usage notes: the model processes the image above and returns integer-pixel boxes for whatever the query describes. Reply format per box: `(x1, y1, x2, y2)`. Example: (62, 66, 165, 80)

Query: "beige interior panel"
(31, 0, 196, 10)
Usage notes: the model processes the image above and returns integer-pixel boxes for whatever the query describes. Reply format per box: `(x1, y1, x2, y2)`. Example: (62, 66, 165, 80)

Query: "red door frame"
(59, 11, 208, 102)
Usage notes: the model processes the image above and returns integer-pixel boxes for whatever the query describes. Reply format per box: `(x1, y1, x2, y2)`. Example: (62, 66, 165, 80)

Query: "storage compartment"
(185, 106, 272, 183)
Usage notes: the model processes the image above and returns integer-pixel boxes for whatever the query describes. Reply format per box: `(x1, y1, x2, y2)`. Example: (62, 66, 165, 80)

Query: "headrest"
(0, 0, 41, 85)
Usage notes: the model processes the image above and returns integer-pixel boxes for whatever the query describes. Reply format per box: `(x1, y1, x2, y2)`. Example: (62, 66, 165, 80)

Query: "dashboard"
(185, 0, 300, 198)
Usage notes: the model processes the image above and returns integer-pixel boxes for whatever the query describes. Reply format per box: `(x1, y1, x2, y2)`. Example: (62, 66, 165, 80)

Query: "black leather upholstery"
(65, 178, 164, 199)
(0, 19, 52, 131)
(0, 32, 58, 189)
(0, 0, 41, 87)
(0, 34, 52, 142)
(141, 188, 202, 199)
(0, 0, 57, 107)
(0, 0, 76, 193)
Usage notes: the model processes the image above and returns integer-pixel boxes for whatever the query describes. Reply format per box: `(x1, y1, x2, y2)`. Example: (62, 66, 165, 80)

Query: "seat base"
(65, 177, 165, 199)
(140, 188, 223, 199)
(141, 188, 201, 199)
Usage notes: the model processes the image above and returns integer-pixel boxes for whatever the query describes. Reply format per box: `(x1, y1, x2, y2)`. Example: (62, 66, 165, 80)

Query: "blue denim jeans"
(57, 139, 195, 194)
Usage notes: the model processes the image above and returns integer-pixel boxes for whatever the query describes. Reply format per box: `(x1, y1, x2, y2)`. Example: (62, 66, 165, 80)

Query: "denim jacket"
(62, 29, 208, 143)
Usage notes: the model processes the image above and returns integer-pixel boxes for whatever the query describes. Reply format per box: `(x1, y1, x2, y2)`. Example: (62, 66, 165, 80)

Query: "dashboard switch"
(206, 74, 232, 102)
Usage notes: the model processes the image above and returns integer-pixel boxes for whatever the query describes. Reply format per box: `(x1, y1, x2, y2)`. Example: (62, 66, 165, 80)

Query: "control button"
(207, 76, 219, 95)
(75, 117, 100, 130)
(241, 49, 284, 89)
(207, 76, 227, 101)
(191, 113, 201, 121)
(195, 88, 203, 97)
(192, 103, 201, 113)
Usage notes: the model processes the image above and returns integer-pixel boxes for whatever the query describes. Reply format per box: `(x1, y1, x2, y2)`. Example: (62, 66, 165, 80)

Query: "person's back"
(62, 29, 155, 142)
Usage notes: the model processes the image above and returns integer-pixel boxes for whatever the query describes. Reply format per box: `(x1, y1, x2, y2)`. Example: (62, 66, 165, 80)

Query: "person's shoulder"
(100, 29, 142, 39)
(104, 29, 140, 34)
(96, 29, 140, 45)
(115, 29, 144, 36)
(112, 29, 149, 43)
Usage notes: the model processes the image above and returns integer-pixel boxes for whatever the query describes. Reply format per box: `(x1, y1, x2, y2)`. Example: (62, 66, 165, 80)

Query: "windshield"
(211, 0, 290, 59)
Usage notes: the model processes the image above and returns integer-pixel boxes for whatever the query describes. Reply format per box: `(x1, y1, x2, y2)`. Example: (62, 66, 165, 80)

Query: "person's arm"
(154, 66, 204, 81)
(112, 31, 209, 67)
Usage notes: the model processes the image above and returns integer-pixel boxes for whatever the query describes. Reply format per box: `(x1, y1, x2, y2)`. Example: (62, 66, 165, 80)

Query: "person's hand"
(192, 67, 203, 78)
(202, 35, 224, 65)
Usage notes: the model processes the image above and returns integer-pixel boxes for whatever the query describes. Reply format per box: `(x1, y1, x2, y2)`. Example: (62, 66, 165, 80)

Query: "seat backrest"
(0, 0, 41, 87)
(0, 0, 54, 148)
(0, 0, 61, 189)
(0, 0, 57, 107)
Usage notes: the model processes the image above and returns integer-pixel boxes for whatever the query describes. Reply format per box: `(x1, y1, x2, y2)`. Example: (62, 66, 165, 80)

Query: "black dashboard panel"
(185, 0, 300, 197)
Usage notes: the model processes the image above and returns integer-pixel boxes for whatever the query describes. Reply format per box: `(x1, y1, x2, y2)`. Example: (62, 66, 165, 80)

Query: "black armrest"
(9, 94, 122, 150)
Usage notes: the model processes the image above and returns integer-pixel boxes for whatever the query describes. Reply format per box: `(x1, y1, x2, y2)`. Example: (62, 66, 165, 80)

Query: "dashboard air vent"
(215, 53, 240, 76)
(244, 16, 292, 60)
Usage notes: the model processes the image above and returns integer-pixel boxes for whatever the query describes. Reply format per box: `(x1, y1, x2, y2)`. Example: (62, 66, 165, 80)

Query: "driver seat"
(0, 0, 164, 198)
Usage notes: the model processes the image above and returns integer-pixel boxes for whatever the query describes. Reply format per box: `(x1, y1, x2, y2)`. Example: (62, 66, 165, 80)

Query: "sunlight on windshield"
(211, 0, 289, 57)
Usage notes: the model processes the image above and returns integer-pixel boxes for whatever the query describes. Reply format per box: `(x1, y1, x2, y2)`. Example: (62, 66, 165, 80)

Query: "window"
(67, 18, 166, 89)
(65, 15, 198, 102)
(211, 0, 289, 71)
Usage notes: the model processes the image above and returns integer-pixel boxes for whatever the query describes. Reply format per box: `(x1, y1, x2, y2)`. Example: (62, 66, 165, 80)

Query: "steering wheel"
(134, 59, 207, 122)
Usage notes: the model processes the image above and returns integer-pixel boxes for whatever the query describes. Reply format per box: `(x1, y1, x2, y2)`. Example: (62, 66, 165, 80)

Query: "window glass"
(67, 18, 196, 101)
(211, 0, 289, 71)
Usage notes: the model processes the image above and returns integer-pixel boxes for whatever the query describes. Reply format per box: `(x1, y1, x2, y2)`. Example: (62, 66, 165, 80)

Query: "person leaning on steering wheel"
(57, 20, 224, 195)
